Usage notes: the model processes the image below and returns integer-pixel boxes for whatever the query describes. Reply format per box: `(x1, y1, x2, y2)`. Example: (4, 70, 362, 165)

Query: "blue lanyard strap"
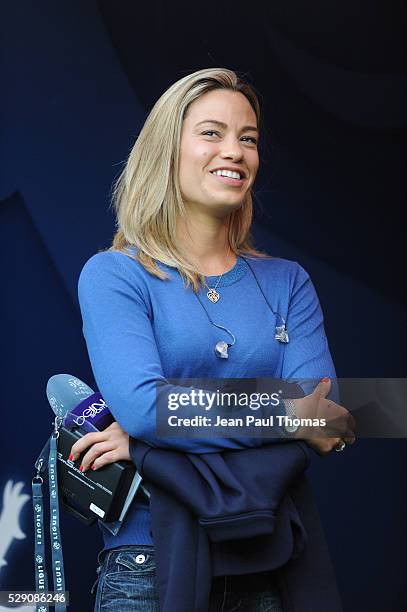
(32, 473, 49, 611)
(48, 433, 66, 611)
(32, 419, 67, 612)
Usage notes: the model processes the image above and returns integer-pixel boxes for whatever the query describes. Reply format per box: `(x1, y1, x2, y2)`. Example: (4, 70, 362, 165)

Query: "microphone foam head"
(46, 374, 94, 418)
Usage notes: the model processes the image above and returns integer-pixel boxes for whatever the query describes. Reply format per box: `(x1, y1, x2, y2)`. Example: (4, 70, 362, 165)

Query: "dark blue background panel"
(0, 192, 102, 610)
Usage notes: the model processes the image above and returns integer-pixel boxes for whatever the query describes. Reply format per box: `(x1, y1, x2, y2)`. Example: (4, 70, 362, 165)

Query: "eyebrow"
(195, 119, 259, 134)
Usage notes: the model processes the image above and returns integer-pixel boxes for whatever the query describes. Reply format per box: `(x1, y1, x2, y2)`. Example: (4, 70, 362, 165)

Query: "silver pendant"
(207, 288, 220, 303)
(215, 341, 229, 359)
(275, 325, 289, 343)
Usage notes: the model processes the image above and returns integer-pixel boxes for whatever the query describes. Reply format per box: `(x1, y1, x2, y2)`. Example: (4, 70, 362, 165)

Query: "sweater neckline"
(205, 256, 247, 288)
(124, 246, 248, 287)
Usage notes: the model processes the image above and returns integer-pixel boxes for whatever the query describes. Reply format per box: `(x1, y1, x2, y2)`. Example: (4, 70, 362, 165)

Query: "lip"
(210, 166, 247, 178)
(210, 172, 245, 187)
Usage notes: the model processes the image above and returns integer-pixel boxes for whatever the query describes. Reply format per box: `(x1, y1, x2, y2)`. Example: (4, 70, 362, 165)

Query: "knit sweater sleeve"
(280, 262, 338, 400)
(78, 251, 264, 453)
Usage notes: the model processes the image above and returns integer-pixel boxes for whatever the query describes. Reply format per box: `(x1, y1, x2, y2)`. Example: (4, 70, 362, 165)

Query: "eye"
(201, 130, 220, 138)
(240, 136, 258, 145)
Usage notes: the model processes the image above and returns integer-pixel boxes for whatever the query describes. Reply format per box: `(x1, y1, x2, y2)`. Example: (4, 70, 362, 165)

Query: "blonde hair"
(111, 67, 268, 291)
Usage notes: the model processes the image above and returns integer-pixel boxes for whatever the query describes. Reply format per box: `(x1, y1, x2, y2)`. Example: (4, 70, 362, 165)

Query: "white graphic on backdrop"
(0, 480, 35, 611)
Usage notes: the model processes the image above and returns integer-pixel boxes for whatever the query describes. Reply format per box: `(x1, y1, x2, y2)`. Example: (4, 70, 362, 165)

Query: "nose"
(219, 136, 244, 161)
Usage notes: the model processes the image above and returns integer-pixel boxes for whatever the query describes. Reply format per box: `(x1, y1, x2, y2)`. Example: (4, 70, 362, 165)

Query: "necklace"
(204, 247, 231, 303)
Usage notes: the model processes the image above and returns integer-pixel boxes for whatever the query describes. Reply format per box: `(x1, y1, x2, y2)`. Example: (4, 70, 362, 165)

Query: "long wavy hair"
(111, 67, 268, 291)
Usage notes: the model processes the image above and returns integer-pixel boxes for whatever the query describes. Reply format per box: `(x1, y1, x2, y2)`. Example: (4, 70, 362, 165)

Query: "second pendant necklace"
(204, 247, 231, 303)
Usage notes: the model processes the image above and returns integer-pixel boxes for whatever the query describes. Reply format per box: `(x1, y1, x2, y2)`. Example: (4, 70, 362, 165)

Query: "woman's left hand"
(69, 421, 130, 472)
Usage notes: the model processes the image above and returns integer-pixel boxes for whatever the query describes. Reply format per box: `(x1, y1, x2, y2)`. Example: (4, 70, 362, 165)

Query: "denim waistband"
(97, 544, 154, 566)
(98, 545, 280, 594)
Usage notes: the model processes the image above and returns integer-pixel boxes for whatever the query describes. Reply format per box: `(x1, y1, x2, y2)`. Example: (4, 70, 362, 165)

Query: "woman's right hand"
(292, 378, 356, 456)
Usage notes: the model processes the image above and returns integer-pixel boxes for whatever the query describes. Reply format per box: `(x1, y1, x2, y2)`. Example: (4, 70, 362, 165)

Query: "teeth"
(213, 169, 241, 180)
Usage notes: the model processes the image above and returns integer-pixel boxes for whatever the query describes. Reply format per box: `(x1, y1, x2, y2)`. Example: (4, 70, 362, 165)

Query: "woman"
(71, 68, 353, 611)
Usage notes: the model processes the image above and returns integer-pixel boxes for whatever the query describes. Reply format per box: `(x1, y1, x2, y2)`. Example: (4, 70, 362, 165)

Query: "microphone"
(45, 374, 138, 526)
(46, 374, 114, 431)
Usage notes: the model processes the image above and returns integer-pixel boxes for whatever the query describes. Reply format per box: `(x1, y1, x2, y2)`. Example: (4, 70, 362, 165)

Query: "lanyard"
(32, 417, 67, 611)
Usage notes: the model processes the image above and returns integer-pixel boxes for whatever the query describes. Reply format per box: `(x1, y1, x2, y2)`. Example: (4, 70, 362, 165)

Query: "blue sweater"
(78, 250, 336, 547)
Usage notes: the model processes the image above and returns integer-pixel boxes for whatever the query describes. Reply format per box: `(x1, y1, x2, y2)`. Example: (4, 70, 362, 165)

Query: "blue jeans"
(93, 545, 284, 612)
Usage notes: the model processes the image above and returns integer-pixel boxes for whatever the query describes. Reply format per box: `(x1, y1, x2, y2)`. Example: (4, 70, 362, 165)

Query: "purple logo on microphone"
(64, 392, 114, 431)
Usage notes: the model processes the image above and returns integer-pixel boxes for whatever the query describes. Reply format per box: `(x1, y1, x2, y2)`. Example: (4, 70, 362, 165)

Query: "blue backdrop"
(1, 2, 406, 611)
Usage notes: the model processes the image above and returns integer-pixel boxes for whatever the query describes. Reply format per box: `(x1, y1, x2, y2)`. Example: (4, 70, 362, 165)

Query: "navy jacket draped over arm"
(130, 439, 342, 612)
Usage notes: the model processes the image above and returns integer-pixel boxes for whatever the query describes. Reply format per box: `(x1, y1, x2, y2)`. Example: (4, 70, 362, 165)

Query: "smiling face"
(178, 89, 259, 217)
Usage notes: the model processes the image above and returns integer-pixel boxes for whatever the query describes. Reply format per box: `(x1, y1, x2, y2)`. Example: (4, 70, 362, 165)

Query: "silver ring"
(335, 440, 346, 452)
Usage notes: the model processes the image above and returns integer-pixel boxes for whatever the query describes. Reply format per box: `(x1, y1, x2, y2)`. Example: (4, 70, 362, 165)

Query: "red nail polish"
(79, 465, 83, 472)
(91, 464, 95, 470)
(321, 377, 330, 383)
(68, 454, 73, 461)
